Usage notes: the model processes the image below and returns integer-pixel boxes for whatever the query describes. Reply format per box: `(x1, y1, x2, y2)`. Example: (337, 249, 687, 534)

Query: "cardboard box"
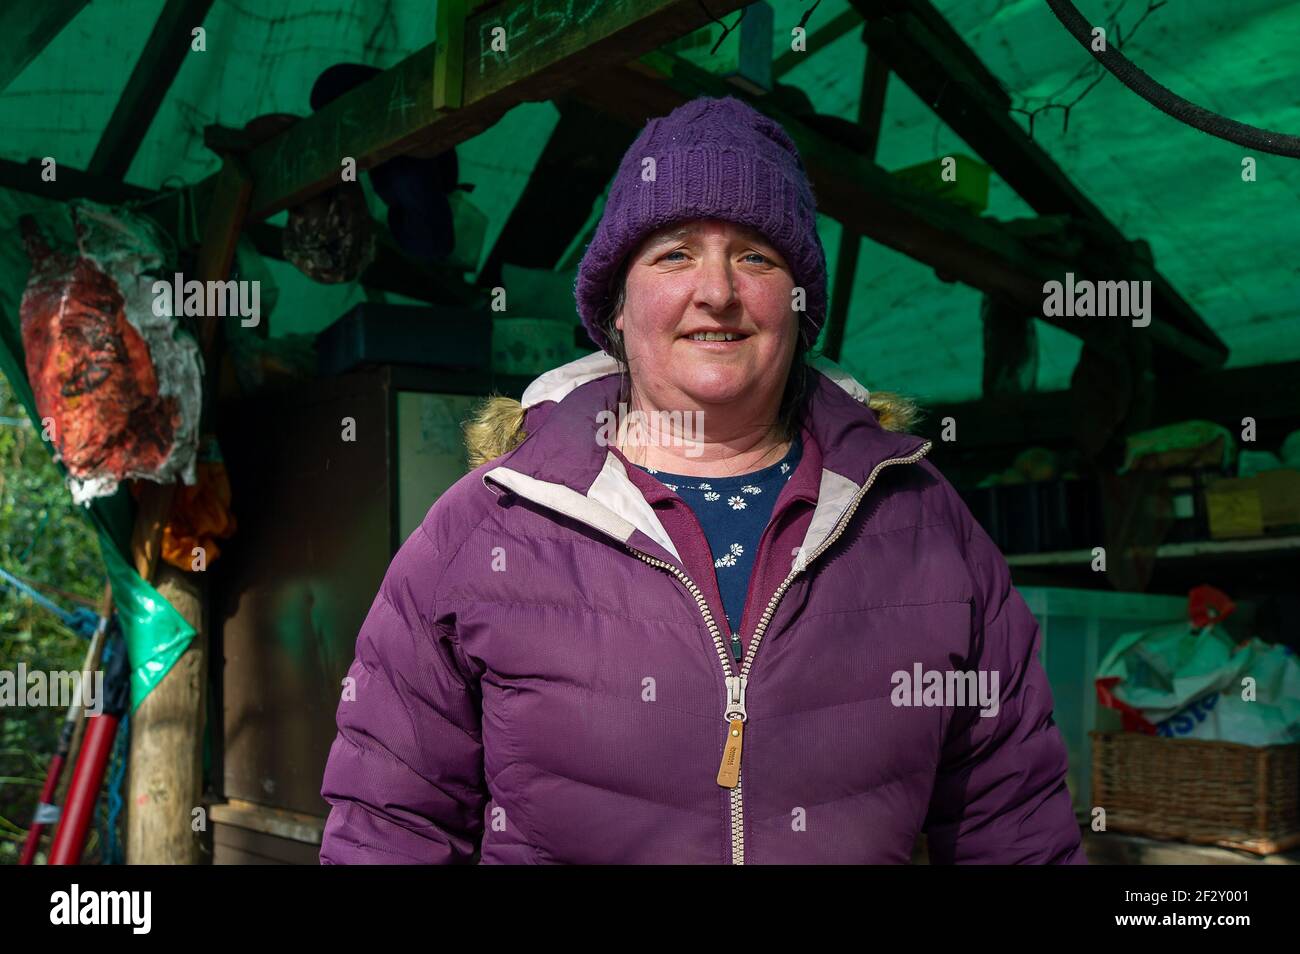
(1205, 468, 1300, 538)
(1258, 469, 1300, 526)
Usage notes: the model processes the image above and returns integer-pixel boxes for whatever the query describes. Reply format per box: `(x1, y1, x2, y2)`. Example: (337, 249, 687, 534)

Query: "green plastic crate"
(1016, 586, 1190, 816)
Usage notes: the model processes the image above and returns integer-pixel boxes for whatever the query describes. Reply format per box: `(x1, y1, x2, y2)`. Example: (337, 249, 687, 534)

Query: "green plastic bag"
(94, 524, 197, 713)
(1096, 621, 1249, 724)
(1096, 621, 1300, 745)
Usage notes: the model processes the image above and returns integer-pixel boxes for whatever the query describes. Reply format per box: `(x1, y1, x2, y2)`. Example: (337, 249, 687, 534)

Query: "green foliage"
(0, 371, 106, 864)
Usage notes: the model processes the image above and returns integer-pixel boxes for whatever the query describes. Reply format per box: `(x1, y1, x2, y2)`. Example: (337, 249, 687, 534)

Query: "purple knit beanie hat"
(574, 95, 827, 354)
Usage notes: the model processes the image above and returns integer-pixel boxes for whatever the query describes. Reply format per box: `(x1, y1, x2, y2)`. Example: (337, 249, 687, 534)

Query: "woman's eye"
(659, 250, 770, 264)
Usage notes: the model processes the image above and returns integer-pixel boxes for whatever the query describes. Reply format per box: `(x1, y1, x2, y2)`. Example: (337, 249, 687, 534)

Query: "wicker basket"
(1090, 730, 1300, 854)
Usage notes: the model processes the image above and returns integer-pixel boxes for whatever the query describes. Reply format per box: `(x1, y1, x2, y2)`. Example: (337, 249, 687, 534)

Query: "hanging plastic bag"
(282, 181, 376, 283)
(19, 202, 202, 504)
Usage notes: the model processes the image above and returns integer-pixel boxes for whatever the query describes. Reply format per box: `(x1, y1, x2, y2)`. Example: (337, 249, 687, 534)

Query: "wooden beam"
(773, 7, 862, 78)
(0, 157, 476, 306)
(239, 0, 748, 222)
(850, 0, 1226, 371)
(921, 360, 1300, 451)
(855, 0, 1010, 108)
(477, 94, 636, 287)
(0, 0, 90, 93)
(0, 156, 151, 203)
(88, 0, 216, 181)
(132, 0, 746, 267)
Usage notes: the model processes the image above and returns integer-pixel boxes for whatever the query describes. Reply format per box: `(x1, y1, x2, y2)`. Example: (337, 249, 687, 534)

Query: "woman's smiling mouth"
(682, 330, 750, 346)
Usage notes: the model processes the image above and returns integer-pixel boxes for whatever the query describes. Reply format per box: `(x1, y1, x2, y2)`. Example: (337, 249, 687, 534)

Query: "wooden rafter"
(850, 0, 1226, 371)
(773, 7, 863, 79)
(478, 95, 637, 286)
(0, 157, 475, 305)
(144, 0, 749, 243)
(923, 359, 1300, 451)
(88, 0, 216, 181)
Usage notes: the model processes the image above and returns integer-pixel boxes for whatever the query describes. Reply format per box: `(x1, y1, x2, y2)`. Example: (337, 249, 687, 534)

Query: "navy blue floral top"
(633, 435, 803, 662)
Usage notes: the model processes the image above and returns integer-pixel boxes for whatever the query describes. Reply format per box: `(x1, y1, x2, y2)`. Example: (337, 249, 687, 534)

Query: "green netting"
(0, 0, 1296, 405)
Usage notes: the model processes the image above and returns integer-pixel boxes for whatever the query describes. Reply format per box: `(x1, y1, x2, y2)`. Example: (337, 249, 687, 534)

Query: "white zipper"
(624, 440, 932, 864)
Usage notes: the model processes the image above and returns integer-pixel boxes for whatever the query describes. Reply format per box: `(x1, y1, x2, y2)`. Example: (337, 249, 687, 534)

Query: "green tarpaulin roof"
(1, 0, 1297, 404)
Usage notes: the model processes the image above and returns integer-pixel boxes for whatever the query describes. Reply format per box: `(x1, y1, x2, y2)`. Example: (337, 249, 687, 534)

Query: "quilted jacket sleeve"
(923, 479, 1086, 865)
(319, 520, 487, 863)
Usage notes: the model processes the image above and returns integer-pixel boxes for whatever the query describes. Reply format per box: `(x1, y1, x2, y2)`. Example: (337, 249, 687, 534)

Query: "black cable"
(1045, 0, 1300, 158)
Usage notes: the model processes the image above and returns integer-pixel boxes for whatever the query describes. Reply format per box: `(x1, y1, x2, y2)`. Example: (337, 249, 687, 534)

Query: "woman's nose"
(694, 254, 738, 312)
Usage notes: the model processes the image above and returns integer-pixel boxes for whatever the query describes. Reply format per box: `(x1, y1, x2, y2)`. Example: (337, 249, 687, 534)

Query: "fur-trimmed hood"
(464, 352, 922, 469)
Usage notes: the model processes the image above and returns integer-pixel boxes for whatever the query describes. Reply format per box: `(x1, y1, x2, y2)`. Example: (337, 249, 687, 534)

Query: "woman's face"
(614, 217, 798, 415)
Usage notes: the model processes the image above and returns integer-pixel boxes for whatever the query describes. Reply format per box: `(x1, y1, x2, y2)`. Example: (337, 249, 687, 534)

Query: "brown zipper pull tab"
(717, 718, 744, 788)
(716, 675, 748, 788)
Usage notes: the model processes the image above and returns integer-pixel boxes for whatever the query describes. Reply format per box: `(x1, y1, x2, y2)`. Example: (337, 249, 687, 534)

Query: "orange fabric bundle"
(160, 458, 237, 570)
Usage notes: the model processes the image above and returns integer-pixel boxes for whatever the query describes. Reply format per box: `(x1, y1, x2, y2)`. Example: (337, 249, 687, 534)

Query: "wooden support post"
(125, 562, 206, 864)
(1069, 324, 1154, 466)
(194, 158, 253, 354)
(433, 0, 467, 113)
(823, 230, 858, 362)
(126, 157, 250, 865)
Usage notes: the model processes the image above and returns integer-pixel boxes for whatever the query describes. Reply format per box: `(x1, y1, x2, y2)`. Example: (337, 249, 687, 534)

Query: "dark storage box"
(959, 478, 1103, 554)
(316, 302, 491, 376)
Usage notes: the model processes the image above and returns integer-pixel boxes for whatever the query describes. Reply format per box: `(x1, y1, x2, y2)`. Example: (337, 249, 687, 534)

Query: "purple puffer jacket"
(319, 352, 1086, 864)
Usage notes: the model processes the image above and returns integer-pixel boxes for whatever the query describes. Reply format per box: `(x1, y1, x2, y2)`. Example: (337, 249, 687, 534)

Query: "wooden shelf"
(1007, 534, 1300, 569)
(209, 798, 323, 845)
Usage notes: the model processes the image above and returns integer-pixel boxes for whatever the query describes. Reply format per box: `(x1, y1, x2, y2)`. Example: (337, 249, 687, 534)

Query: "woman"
(319, 96, 1085, 864)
